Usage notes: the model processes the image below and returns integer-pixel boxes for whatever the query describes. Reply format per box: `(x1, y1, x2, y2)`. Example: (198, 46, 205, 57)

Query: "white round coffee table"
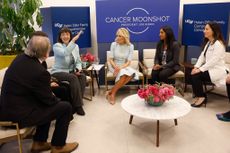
(121, 94, 191, 147)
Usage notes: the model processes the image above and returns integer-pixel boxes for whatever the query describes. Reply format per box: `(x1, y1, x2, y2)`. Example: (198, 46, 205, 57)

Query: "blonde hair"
(115, 28, 130, 45)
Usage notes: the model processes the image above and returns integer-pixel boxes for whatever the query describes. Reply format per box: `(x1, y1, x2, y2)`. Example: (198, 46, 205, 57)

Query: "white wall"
(39, 0, 230, 55)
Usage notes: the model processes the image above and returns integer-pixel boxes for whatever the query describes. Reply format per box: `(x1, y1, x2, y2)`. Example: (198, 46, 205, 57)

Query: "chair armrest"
(179, 63, 185, 72)
(86, 65, 93, 71)
(139, 61, 148, 74)
(60, 81, 70, 85)
(0, 121, 14, 126)
(104, 62, 108, 73)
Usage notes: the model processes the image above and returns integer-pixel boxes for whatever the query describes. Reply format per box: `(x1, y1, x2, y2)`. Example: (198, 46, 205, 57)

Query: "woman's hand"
(50, 82, 59, 87)
(113, 66, 120, 76)
(153, 64, 161, 70)
(72, 31, 82, 42)
(191, 67, 201, 75)
(75, 70, 82, 76)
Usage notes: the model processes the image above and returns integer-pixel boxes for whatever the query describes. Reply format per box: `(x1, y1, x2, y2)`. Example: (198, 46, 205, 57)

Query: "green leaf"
(0, 0, 43, 55)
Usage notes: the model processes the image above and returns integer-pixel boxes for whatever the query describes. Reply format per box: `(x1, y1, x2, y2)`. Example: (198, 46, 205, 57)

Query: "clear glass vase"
(145, 97, 164, 107)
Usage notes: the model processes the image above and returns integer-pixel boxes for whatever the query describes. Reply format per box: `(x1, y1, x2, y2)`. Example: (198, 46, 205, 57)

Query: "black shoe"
(76, 107, 85, 116)
(222, 110, 230, 118)
(192, 97, 207, 108)
(216, 114, 230, 122)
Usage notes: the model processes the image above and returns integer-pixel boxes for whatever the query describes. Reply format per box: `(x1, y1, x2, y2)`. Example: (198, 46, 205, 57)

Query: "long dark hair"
(157, 25, 176, 51)
(57, 27, 73, 43)
(202, 22, 225, 49)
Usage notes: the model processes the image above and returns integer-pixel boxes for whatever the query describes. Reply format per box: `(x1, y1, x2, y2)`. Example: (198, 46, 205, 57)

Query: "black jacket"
(0, 54, 58, 122)
(154, 41, 180, 71)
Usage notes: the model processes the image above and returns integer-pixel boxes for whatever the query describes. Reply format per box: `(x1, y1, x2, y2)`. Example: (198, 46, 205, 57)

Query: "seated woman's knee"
(191, 73, 202, 80)
(159, 71, 170, 80)
(68, 73, 79, 82)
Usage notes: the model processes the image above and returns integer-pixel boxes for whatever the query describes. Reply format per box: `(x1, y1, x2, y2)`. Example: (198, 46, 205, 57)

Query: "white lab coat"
(195, 40, 228, 86)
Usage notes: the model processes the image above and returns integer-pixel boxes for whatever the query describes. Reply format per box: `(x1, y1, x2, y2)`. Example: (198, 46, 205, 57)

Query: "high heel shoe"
(191, 98, 198, 106)
(108, 94, 115, 105)
(105, 91, 115, 105)
(192, 97, 207, 107)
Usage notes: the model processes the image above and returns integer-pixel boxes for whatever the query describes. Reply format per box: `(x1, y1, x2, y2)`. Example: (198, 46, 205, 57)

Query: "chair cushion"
(138, 72, 144, 78)
(169, 70, 185, 78)
(146, 68, 152, 77)
(143, 49, 156, 69)
(86, 76, 92, 82)
(0, 127, 27, 138)
(106, 71, 115, 79)
(130, 61, 139, 70)
(144, 59, 154, 69)
(0, 67, 7, 89)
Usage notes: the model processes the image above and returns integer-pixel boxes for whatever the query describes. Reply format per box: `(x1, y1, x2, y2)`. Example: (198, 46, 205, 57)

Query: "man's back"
(0, 32, 78, 152)
(0, 53, 57, 123)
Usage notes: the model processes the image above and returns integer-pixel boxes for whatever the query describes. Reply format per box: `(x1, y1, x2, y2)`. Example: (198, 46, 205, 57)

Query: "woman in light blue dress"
(106, 28, 139, 104)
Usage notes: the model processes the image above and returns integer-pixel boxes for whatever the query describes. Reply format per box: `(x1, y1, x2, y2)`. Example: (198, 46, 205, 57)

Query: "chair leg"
(83, 80, 93, 101)
(146, 76, 148, 84)
(174, 77, 184, 97)
(16, 124, 23, 153)
(105, 78, 108, 91)
(179, 77, 185, 97)
(182, 76, 186, 92)
(89, 80, 93, 100)
(142, 77, 144, 88)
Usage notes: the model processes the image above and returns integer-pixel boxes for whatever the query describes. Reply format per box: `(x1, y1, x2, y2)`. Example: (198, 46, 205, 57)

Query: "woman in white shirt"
(191, 22, 228, 107)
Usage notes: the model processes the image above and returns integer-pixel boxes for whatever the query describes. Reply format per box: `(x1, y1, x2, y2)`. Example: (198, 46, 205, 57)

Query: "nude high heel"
(192, 97, 207, 107)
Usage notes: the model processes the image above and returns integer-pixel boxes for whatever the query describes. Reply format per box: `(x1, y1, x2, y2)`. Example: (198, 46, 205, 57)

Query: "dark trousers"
(227, 83, 230, 101)
(19, 102, 72, 146)
(52, 72, 86, 110)
(191, 71, 211, 97)
(52, 84, 71, 102)
(151, 68, 176, 84)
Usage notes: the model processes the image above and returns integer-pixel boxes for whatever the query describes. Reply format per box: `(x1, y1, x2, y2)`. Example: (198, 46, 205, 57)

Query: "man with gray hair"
(0, 31, 78, 153)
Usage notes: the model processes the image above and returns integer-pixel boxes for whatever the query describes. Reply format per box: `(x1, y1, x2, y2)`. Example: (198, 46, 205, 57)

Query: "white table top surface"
(121, 94, 191, 120)
(87, 64, 104, 71)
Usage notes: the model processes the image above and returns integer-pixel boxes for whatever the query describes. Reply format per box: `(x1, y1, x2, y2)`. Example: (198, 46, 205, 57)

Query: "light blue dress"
(109, 42, 139, 82)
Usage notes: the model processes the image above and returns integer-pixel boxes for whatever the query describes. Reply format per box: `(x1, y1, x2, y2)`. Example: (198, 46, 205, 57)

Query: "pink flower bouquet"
(81, 52, 95, 63)
(137, 84, 175, 106)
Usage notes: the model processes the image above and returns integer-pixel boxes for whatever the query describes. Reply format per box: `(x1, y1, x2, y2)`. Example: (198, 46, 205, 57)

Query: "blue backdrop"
(182, 3, 230, 46)
(41, 7, 91, 48)
(96, 0, 180, 43)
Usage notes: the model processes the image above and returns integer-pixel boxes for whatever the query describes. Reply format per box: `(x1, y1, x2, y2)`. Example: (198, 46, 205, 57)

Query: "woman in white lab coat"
(191, 22, 228, 107)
